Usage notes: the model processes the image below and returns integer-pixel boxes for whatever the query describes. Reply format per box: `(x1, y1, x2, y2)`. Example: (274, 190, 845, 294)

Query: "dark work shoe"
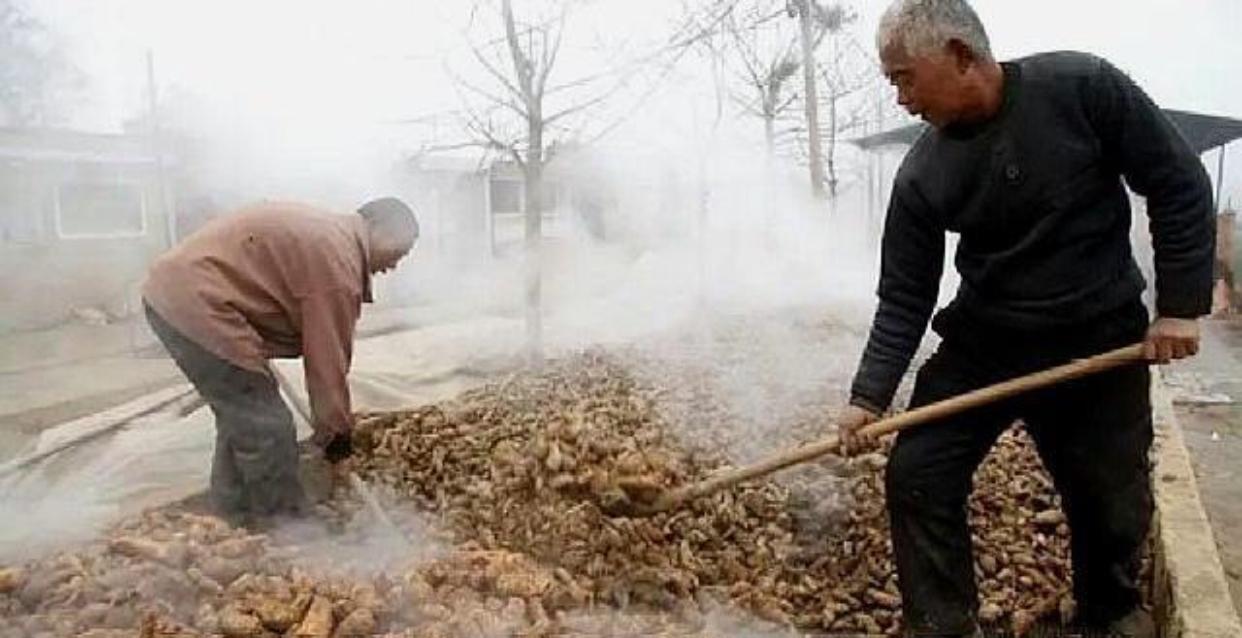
(1106, 609, 1155, 638)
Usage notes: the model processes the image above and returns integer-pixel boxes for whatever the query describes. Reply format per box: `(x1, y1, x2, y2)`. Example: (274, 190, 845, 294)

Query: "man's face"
(881, 40, 972, 128)
(371, 234, 416, 275)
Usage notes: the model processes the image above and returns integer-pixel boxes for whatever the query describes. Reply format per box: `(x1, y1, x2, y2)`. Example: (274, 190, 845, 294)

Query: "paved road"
(1164, 317, 1242, 616)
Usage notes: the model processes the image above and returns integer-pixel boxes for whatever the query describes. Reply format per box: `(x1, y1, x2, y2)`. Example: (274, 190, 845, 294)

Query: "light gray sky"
(29, 0, 1242, 206)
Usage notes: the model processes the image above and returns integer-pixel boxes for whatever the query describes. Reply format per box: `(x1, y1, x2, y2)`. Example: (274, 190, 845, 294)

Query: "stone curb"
(1151, 374, 1242, 638)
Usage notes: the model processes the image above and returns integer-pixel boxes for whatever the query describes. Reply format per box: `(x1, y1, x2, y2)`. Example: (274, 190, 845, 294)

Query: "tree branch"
(535, 5, 566, 100)
(449, 73, 525, 168)
(544, 90, 613, 126)
(464, 112, 525, 167)
(501, 0, 535, 102)
(466, 38, 526, 103)
(445, 62, 529, 119)
(774, 91, 799, 115)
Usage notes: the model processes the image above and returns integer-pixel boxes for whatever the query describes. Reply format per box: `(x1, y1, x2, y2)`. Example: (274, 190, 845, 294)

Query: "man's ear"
(946, 38, 977, 72)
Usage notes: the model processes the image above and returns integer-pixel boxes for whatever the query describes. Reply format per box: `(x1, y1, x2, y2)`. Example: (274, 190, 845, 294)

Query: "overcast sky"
(28, 0, 1242, 206)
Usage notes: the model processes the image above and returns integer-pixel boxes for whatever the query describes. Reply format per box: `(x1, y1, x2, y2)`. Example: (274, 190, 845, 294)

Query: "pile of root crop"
(1, 342, 1083, 637)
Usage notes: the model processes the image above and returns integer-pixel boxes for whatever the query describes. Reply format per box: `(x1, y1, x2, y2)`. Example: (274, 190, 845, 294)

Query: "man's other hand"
(323, 432, 354, 464)
(1144, 317, 1200, 364)
(839, 404, 881, 456)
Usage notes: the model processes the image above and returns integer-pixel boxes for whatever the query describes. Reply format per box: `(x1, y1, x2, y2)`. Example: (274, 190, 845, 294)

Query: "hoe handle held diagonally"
(269, 365, 405, 536)
(640, 343, 1147, 515)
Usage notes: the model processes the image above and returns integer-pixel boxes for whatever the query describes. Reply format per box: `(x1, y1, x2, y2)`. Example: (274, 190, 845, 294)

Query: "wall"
(0, 136, 171, 332)
(1212, 211, 1237, 315)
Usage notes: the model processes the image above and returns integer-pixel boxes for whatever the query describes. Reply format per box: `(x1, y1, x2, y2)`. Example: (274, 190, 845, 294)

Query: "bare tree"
(722, 6, 800, 156)
(689, 0, 902, 213)
(814, 10, 873, 198)
(0, 0, 82, 127)
(445, 0, 684, 363)
(721, 0, 858, 198)
(790, 0, 826, 198)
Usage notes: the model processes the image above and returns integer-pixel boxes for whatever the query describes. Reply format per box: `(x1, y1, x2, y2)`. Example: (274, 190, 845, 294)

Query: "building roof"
(0, 127, 164, 165)
(1163, 110, 1242, 154)
(405, 154, 486, 174)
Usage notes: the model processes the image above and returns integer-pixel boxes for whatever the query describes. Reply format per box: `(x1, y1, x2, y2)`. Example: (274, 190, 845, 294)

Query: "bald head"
(358, 197, 418, 274)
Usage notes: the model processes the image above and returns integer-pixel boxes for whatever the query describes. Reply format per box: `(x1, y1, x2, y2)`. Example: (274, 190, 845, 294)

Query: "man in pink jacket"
(143, 197, 417, 523)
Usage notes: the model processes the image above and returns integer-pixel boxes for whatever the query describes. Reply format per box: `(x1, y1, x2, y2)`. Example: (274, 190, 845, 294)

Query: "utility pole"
(1215, 143, 1228, 213)
(146, 49, 175, 247)
(791, 0, 825, 199)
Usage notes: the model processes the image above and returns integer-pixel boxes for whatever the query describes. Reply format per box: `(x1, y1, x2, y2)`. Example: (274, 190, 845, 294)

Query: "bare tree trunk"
(763, 114, 775, 157)
(524, 117, 544, 365)
(498, 0, 545, 365)
(826, 89, 838, 198)
(762, 81, 779, 157)
(795, 0, 825, 199)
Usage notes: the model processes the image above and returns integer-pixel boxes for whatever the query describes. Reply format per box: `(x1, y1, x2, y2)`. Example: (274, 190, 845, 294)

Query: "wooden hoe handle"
(647, 343, 1147, 512)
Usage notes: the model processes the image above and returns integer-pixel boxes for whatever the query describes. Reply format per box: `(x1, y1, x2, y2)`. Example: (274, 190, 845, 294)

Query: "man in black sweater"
(839, 1, 1214, 636)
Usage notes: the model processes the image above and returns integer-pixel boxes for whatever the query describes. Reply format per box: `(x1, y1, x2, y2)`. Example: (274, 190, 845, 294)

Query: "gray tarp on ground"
(851, 109, 1242, 154)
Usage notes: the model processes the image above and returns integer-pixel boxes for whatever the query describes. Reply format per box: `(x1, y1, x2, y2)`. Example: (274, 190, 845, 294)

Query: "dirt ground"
(1163, 317, 1242, 617)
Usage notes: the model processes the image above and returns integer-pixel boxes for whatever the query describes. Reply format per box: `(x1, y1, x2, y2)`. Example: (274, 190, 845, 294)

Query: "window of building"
(489, 179, 522, 215)
(0, 171, 45, 243)
(55, 180, 146, 238)
(488, 178, 559, 215)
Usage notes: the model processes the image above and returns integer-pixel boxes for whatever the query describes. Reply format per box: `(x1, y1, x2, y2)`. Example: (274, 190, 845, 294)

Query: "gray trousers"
(145, 303, 306, 520)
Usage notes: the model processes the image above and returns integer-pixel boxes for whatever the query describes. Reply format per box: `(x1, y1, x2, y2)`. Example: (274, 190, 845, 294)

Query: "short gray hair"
(358, 196, 419, 241)
(877, 0, 993, 62)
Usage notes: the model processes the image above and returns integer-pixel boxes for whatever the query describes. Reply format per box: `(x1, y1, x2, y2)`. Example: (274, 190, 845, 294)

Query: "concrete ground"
(1164, 317, 1242, 617)
(0, 305, 439, 461)
(0, 318, 181, 459)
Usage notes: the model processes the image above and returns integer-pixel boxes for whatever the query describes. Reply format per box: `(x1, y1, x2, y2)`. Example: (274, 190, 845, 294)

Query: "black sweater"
(850, 51, 1215, 412)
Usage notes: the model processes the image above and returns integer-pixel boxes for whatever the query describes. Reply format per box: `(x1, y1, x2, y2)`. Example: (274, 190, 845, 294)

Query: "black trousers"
(144, 303, 305, 521)
(888, 301, 1152, 636)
